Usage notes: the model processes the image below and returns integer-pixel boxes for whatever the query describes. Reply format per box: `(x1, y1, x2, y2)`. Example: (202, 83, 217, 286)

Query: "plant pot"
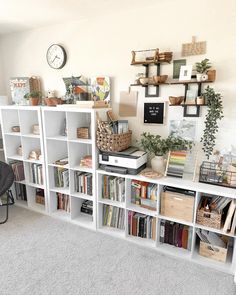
(196, 74, 202, 82)
(201, 74, 208, 81)
(151, 155, 165, 174)
(29, 97, 39, 106)
(196, 96, 205, 105)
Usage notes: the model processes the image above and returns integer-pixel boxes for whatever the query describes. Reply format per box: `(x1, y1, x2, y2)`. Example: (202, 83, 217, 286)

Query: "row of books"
(30, 163, 43, 185)
(10, 160, 25, 181)
(15, 183, 27, 201)
(160, 220, 192, 250)
(74, 171, 92, 196)
(102, 175, 125, 202)
(57, 193, 70, 212)
(54, 167, 69, 188)
(81, 200, 93, 215)
(128, 211, 156, 240)
(103, 205, 125, 229)
(131, 180, 158, 211)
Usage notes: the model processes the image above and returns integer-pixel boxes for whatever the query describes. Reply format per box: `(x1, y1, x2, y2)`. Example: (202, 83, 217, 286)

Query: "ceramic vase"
(151, 155, 165, 173)
(196, 74, 202, 82)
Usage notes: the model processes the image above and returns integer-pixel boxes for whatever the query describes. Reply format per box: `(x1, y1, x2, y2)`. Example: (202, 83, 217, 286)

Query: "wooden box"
(199, 241, 227, 262)
(161, 191, 194, 222)
(35, 194, 45, 205)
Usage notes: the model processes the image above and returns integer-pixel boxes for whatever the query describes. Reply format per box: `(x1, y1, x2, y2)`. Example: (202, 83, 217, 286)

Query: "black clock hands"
(52, 55, 60, 63)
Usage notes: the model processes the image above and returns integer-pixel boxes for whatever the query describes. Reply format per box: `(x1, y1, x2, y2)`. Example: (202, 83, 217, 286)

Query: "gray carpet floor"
(0, 206, 236, 295)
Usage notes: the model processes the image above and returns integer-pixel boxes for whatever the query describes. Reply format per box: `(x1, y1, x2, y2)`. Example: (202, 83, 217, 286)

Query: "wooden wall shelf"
(130, 80, 213, 87)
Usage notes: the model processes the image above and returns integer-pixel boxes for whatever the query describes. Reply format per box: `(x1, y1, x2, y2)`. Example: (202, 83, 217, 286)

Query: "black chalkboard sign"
(144, 103, 164, 124)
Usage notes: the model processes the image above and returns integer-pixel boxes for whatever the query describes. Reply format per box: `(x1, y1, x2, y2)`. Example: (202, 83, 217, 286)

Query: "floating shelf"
(130, 80, 213, 87)
(169, 104, 208, 107)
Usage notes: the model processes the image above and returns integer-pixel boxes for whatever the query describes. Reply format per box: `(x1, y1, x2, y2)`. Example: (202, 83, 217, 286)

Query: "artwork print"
(90, 77, 110, 103)
(10, 77, 30, 105)
(169, 120, 196, 141)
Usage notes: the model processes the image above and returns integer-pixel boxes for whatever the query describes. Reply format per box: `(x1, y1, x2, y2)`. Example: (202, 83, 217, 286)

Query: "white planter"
(196, 74, 202, 82)
(201, 74, 208, 81)
(151, 155, 165, 174)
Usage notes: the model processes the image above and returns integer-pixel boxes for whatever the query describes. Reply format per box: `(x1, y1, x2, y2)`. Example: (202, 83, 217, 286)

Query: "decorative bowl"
(139, 77, 149, 85)
(153, 75, 168, 84)
(169, 96, 184, 105)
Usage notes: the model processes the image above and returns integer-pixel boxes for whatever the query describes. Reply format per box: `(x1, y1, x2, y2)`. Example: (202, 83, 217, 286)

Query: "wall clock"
(46, 44, 67, 69)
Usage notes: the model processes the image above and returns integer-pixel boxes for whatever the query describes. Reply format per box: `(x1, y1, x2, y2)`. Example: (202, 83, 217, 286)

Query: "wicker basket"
(196, 208, 222, 229)
(77, 127, 90, 139)
(96, 130, 132, 152)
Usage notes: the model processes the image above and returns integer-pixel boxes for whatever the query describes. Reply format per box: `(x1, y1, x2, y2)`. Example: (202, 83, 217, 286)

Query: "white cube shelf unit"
(0, 106, 47, 213)
(96, 169, 236, 276)
(42, 107, 108, 230)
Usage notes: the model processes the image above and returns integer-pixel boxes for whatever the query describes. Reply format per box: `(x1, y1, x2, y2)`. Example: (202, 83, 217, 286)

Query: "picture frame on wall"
(173, 59, 186, 79)
(179, 65, 192, 81)
(144, 102, 165, 124)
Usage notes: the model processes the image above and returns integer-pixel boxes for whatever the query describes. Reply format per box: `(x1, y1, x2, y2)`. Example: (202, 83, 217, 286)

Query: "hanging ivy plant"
(201, 86, 224, 159)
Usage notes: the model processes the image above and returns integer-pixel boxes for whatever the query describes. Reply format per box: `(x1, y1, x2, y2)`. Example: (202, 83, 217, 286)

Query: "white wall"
(0, 0, 236, 155)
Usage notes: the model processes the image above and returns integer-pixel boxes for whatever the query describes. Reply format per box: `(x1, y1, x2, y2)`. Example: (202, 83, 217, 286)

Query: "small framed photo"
(173, 59, 186, 79)
(179, 65, 192, 81)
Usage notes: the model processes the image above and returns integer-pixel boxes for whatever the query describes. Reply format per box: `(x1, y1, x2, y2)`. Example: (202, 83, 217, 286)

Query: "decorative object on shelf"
(80, 155, 92, 168)
(46, 44, 67, 69)
(182, 36, 206, 57)
(77, 127, 90, 139)
(28, 150, 41, 161)
(166, 150, 188, 178)
(24, 91, 42, 106)
(195, 58, 212, 81)
(54, 157, 68, 166)
(119, 90, 138, 117)
(62, 76, 89, 104)
(35, 189, 45, 205)
(32, 124, 40, 135)
(44, 91, 62, 106)
(11, 126, 20, 132)
(139, 168, 163, 179)
(169, 120, 196, 141)
(158, 52, 173, 63)
(186, 88, 198, 104)
(200, 86, 223, 159)
(61, 118, 67, 136)
(152, 75, 168, 84)
(196, 96, 205, 105)
(206, 69, 216, 82)
(17, 145, 22, 156)
(143, 103, 165, 124)
(10, 77, 30, 105)
(139, 133, 193, 173)
(139, 77, 151, 85)
(131, 49, 159, 65)
(173, 59, 186, 79)
(135, 72, 145, 84)
(90, 77, 110, 104)
(179, 65, 192, 81)
(29, 76, 41, 93)
(169, 96, 184, 105)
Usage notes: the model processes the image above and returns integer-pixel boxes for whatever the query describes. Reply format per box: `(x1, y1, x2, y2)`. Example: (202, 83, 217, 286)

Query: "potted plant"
(195, 58, 211, 81)
(24, 91, 42, 106)
(139, 133, 192, 173)
(201, 86, 223, 159)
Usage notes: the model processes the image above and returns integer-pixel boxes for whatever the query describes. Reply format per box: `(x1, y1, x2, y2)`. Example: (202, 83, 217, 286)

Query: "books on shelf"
(9, 160, 25, 181)
(14, 183, 27, 201)
(57, 193, 70, 212)
(103, 205, 125, 229)
(81, 200, 93, 215)
(160, 220, 192, 250)
(80, 155, 92, 168)
(54, 157, 68, 166)
(102, 175, 125, 202)
(74, 171, 93, 196)
(35, 188, 45, 205)
(128, 211, 156, 240)
(131, 180, 157, 211)
(223, 199, 236, 233)
(30, 163, 43, 185)
(54, 167, 69, 188)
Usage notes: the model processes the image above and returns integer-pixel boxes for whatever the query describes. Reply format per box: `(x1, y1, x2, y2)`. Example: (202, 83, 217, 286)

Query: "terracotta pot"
(29, 97, 40, 106)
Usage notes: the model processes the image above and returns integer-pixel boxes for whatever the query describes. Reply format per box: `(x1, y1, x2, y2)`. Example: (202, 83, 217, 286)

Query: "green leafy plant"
(139, 133, 193, 156)
(201, 86, 224, 159)
(24, 91, 42, 99)
(195, 58, 211, 74)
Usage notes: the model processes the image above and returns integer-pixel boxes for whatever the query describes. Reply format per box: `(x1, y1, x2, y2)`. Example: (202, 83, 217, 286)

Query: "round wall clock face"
(46, 44, 67, 69)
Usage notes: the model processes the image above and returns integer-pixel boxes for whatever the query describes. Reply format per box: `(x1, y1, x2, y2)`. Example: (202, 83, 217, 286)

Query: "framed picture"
(173, 59, 186, 79)
(144, 103, 165, 124)
(179, 65, 192, 81)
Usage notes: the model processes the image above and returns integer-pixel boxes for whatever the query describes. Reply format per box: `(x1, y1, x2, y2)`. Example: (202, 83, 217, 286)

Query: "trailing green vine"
(201, 86, 224, 159)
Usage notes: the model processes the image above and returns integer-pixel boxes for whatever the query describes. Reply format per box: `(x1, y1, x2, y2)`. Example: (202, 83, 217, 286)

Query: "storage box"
(77, 127, 90, 139)
(35, 194, 45, 205)
(160, 191, 194, 222)
(96, 130, 132, 152)
(199, 241, 227, 262)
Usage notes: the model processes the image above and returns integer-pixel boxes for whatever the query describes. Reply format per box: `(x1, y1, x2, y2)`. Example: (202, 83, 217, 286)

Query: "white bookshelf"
(42, 107, 108, 231)
(0, 106, 47, 214)
(96, 169, 236, 275)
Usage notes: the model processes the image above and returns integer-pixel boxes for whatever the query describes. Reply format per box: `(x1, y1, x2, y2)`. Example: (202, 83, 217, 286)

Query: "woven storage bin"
(77, 127, 90, 139)
(96, 130, 132, 152)
(196, 208, 222, 229)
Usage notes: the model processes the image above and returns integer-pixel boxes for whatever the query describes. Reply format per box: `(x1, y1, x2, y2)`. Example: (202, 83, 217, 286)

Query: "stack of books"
(30, 163, 43, 185)
(160, 220, 192, 250)
(54, 167, 69, 188)
(80, 155, 92, 168)
(81, 200, 93, 215)
(131, 180, 157, 211)
(102, 175, 125, 202)
(15, 183, 27, 201)
(166, 150, 187, 178)
(128, 211, 156, 240)
(9, 160, 25, 181)
(103, 205, 125, 229)
(74, 172, 93, 196)
(57, 193, 70, 212)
